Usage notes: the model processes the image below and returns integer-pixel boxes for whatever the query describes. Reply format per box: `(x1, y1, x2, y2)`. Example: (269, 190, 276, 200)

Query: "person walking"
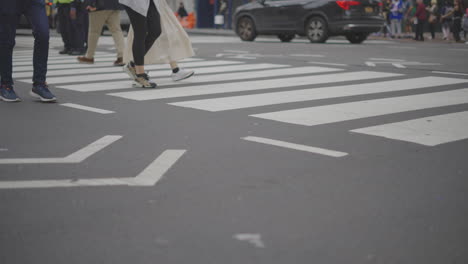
(121, 0, 195, 88)
(440, 0, 454, 40)
(0, 0, 57, 102)
(427, 0, 439, 39)
(55, 0, 87, 55)
(414, 0, 427, 41)
(390, 0, 404, 38)
(177, 2, 188, 18)
(77, 0, 126, 66)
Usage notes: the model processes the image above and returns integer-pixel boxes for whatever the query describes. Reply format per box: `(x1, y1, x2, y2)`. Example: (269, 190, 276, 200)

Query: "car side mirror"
(257, 0, 266, 5)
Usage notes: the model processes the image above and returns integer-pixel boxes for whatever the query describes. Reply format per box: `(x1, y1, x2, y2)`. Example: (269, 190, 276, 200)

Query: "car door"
(252, 0, 284, 31)
(270, 0, 305, 30)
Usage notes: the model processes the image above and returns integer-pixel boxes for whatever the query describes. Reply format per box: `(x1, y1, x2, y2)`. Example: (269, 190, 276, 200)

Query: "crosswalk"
(13, 51, 468, 147)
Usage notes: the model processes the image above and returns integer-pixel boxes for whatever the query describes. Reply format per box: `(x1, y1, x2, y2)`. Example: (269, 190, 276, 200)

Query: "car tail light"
(336, 0, 362, 10)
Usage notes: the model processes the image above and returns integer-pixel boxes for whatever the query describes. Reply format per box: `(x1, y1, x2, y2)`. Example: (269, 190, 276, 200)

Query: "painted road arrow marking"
(0, 150, 186, 189)
(0, 135, 121, 164)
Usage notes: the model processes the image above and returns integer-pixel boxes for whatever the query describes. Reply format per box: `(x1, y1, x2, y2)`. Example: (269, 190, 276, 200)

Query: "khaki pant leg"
(86, 11, 107, 58)
(106, 10, 125, 58)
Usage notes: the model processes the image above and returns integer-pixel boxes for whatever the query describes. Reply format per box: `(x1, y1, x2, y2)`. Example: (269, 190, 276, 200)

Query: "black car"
(234, 0, 384, 44)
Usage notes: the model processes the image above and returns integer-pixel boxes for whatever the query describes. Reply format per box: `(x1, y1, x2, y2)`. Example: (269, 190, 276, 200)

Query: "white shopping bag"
(215, 15, 224, 25)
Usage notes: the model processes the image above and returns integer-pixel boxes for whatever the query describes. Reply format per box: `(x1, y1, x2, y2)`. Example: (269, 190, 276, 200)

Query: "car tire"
(346, 33, 368, 44)
(237, 17, 257, 41)
(278, 34, 295, 42)
(305, 17, 328, 43)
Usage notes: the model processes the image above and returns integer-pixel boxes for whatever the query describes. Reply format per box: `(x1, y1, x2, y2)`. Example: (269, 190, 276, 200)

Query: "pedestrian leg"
(106, 10, 125, 60)
(0, 9, 17, 86)
(85, 10, 107, 59)
(26, 0, 50, 85)
(57, 4, 73, 53)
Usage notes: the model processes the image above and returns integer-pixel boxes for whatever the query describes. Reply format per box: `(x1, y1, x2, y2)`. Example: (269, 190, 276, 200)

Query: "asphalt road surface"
(1, 34, 468, 264)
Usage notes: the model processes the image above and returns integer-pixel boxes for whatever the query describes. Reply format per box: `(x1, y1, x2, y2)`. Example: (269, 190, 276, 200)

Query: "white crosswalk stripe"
(60, 66, 340, 92)
(13, 60, 245, 78)
(110, 70, 382, 101)
(251, 88, 468, 126)
(350, 111, 468, 146)
(12, 53, 468, 147)
(169, 76, 467, 111)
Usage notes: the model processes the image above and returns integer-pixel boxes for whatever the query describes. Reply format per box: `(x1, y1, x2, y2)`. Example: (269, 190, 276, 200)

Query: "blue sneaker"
(30, 83, 57, 102)
(0, 84, 21, 102)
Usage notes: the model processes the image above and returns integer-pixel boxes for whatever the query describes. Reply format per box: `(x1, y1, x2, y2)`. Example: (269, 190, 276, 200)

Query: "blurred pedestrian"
(122, 0, 195, 87)
(441, 0, 464, 42)
(77, 0, 126, 66)
(414, 0, 427, 41)
(463, 7, 468, 43)
(440, 0, 454, 40)
(0, 0, 57, 102)
(177, 2, 188, 18)
(56, 0, 87, 55)
(390, 0, 404, 38)
(427, 0, 439, 39)
(381, 0, 393, 37)
(402, 0, 414, 37)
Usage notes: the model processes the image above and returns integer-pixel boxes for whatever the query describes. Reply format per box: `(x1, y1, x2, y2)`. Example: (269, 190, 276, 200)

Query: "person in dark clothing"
(177, 2, 188, 18)
(442, 0, 464, 42)
(414, 0, 427, 41)
(0, 0, 56, 102)
(121, 0, 161, 88)
(56, 0, 87, 55)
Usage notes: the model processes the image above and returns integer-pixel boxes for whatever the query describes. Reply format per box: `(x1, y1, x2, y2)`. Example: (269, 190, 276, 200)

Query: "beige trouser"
(86, 10, 125, 59)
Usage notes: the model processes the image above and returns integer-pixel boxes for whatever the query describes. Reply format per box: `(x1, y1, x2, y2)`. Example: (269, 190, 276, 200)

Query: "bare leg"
(169, 61, 178, 70)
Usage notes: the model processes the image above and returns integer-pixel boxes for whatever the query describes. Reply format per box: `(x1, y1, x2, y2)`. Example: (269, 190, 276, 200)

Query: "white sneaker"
(171, 69, 194, 81)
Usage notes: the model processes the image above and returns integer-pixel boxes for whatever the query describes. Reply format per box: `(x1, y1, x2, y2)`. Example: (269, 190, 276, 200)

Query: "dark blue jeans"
(0, 0, 49, 85)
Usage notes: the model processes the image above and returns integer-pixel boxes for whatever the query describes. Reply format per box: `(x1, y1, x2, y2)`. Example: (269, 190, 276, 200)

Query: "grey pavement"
(1, 33, 468, 264)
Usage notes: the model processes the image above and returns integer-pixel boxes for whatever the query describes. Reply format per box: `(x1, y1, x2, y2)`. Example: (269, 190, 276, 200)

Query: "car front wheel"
(278, 34, 295, 42)
(237, 17, 257, 41)
(305, 17, 328, 43)
(346, 33, 369, 44)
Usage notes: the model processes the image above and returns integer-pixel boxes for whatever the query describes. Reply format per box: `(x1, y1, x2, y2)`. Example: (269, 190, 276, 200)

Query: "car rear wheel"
(346, 33, 369, 44)
(237, 17, 257, 41)
(278, 34, 295, 42)
(306, 17, 328, 43)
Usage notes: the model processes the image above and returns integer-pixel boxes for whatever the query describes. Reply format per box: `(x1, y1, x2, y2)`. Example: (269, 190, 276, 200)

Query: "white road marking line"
(223, 50, 249, 53)
(251, 88, 468, 126)
(13, 57, 117, 66)
(386, 46, 416, 49)
(22, 63, 288, 85)
(13, 60, 244, 78)
(111, 70, 379, 101)
(13, 53, 116, 61)
(66, 66, 340, 92)
(0, 150, 186, 189)
(308, 61, 348, 67)
(14, 62, 116, 72)
(233, 234, 266, 248)
(290, 54, 325, 57)
(0, 135, 121, 164)
(392, 63, 406, 68)
(449, 48, 468, 52)
(370, 58, 405, 61)
(60, 103, 115, 114)
(0, 148, 8, 152)
(13, 57, 202, 66)
(366, 62, 377, 67)
(242, 136, 348, 157)
(432, 71, 468, 76)
(169, 76, 467, 112)
(351, 111, 468, 146)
